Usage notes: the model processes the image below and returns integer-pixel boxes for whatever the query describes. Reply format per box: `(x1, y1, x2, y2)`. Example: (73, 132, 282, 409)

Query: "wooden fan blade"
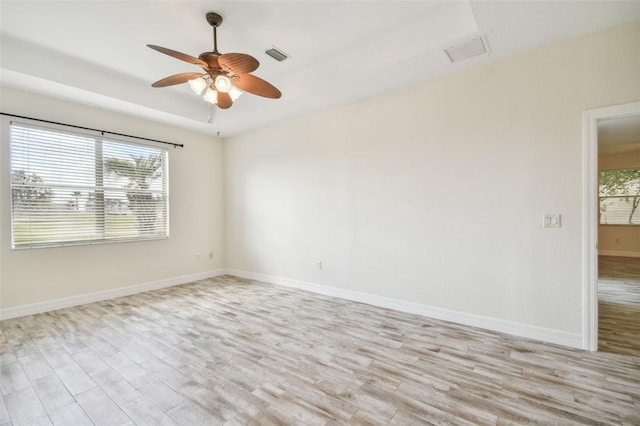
(147, 45, 208, 68)
(234, 74, 281, 99)
(219, 53, 259, 74)
(151, 72, 203, 88)
(217, 91, 233, 109)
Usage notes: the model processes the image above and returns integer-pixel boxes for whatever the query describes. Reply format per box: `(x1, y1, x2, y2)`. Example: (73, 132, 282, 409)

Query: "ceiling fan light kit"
(203, 87, 218, 104)
(214, 75, 232, 92)
(148, 12, 281, 110)
(188, 77, 207, 95)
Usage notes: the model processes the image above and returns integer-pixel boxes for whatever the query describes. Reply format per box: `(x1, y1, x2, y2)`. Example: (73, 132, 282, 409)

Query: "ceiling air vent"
(265, 47, 289, 62)
(444, 36, 488, 63)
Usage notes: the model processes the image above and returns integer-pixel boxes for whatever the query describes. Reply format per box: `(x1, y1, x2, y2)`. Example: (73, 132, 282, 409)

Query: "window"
(10, 123, 169, 248)
(599, 168, 640, 225)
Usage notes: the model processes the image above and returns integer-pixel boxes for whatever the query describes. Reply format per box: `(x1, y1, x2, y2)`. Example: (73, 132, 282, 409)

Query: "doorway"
(583, 101, 640, 351)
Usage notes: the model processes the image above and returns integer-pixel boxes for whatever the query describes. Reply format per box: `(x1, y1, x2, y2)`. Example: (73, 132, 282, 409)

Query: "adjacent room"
(1, 1, 639, 424)
(597, 115, 640, 355)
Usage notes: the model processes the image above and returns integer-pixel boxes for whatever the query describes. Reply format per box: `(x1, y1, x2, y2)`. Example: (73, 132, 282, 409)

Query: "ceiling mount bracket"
(206, 12, 223, 28)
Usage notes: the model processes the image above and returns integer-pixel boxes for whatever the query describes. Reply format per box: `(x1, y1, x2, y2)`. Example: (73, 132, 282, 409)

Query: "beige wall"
(225, 22, 640, 339)
(0, 87, 224, 309)
(599, 150, 640, 256)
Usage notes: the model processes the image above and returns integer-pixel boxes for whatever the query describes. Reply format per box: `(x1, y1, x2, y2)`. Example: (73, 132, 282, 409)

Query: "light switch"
(543, 214, 561, 228)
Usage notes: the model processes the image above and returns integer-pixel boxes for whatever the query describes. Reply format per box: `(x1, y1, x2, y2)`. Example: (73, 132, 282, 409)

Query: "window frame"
(9, 121, 170, 249)
(598, 166, 640, 226)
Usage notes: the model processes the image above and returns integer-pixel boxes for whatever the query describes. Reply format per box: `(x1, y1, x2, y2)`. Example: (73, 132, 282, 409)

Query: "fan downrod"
(206, 12, 223, 28)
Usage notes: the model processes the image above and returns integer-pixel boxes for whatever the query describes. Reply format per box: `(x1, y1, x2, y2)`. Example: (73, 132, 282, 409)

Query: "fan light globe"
(188, 77, 207, 95)
(214, 75, 232, 93)
(203, 87, 218, 104)
(229, 86, 242, 102)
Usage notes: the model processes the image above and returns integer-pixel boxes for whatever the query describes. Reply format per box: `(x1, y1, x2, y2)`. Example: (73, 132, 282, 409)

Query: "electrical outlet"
(196, 253, 200, 261)
(209, 252, 213, 260)
(316, 261, 323, 270)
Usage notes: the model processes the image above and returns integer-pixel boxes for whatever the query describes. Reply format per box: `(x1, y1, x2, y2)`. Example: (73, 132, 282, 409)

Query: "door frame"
(582, 101, 640, 351)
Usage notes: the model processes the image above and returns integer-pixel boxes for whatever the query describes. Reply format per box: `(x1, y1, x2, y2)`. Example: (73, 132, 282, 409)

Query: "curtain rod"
(0, 112, 184, 148)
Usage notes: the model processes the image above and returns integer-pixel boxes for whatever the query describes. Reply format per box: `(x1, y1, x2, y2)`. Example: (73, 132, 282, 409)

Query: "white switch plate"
(543, 214, 561, 228)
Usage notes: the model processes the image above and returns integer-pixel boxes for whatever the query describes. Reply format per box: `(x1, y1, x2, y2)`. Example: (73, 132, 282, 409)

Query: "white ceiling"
(599, 115, 640, 155)
(1, 1, 639, 138)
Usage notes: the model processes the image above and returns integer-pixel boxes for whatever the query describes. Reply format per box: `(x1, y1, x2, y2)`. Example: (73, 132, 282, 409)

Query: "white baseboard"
(0, 269, 226, 321)
(599, 250, 640, 258)
(225, 268, 584, 350)
(2, 267, 584, 350)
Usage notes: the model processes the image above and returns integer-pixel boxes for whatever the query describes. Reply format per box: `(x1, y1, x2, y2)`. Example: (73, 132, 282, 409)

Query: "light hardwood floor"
(1, 271, 639, 425)
(598, 255, 640, 356)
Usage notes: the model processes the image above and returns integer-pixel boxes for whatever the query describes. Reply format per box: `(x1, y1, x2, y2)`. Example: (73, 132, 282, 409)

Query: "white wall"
(0, 87, 224, 311)
(599, 150, 640, 257)
(225, 22, 640, 344)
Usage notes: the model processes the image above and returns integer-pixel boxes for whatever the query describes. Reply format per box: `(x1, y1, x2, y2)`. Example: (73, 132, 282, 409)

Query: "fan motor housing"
(199, 52, 221, 69)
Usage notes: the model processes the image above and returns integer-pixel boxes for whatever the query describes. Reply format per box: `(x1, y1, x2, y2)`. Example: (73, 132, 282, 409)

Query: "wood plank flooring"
(1, 271, 639, 425)
(598, 255, 640, 356)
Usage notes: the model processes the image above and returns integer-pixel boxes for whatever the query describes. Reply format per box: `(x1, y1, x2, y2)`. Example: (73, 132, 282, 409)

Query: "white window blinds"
(10, 123, 169, 248)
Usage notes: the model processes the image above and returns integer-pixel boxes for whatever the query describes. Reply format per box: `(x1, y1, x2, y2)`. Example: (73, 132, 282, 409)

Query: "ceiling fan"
(148, 12, 281, 110)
